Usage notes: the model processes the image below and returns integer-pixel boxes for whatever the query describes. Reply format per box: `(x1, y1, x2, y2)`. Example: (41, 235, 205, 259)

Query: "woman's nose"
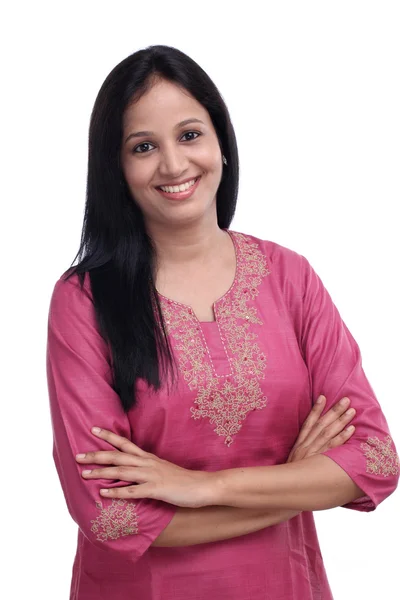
(158, 145, 188, 177)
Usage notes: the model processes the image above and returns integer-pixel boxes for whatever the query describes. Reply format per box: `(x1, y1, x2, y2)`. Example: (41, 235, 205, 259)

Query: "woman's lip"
(155, 176, 201, 200)
(156, 176, 201, 189)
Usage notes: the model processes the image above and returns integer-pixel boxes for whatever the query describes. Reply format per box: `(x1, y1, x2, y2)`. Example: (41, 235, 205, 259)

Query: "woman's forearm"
(151, 505, 300, 547)
(214, 455, 365, 511)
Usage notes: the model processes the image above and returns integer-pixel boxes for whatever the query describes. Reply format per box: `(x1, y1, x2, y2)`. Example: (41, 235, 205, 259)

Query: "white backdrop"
(2, 1, 399, 598)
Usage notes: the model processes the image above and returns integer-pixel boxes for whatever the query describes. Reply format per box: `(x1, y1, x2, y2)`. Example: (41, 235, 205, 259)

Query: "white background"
(2, 1, 399, 598)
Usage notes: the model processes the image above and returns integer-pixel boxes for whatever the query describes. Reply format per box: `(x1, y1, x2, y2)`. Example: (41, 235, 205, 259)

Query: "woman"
(46, 45, 399, 599)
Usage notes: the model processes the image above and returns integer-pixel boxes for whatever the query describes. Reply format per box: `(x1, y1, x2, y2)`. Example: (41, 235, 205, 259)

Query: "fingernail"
(346, 408, 356, 416)
(317, 395, 325, 404)
(82, 470, 91, 475)
(100, 489, 109, 494)
(346, 425, 355, 432)
(92, 427, 101, 434)
(76, 454, 86, 459)
(340, 397, 350, 406)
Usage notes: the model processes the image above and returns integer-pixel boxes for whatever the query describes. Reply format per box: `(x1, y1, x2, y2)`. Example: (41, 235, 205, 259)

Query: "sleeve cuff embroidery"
(361, 435, 399, 477)
(90, 499, 139, 542)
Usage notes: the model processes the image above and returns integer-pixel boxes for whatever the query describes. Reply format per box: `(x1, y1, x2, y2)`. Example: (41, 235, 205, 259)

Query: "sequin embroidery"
(360, 435, 400, 477)
(90, 499, 139, 542)
(159, 232, 270, 446)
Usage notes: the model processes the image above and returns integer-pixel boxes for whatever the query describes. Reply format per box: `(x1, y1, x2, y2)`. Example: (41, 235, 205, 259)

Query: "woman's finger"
(290, 395, 327, 450)
(307, 409, 356, 452)
(290, 425, 356, 462)
(300, 397, 351, 448)
(81, 466, 149, 482)
(317, 425, 356, 453)
(99, 483, 155, 500)
(76, 450, 147, 467)
(90, 427, 147, 456)
(287, 397, 354, 463)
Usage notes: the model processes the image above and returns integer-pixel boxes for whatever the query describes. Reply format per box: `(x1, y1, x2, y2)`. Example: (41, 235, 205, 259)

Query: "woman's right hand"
(286, 395, 356, 463)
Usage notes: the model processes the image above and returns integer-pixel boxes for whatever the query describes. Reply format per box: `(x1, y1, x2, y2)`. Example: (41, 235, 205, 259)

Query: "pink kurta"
(46, 229, 399, 600)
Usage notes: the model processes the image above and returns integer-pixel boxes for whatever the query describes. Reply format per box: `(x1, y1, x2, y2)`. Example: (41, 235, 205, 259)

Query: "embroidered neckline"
(155, 228, 239, 324)
(159, 232, 271, 446)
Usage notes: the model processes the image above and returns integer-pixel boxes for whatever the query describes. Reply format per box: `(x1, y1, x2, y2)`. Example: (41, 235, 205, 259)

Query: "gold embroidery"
(360, 435, 400, 477)
(160, 232, 270, 446)
(90, 499, 139, 542)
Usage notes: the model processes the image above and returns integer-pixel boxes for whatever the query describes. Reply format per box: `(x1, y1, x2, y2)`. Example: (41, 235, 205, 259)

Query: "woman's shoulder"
(230, 228, 309, 277)
(50, 268, 93, 308)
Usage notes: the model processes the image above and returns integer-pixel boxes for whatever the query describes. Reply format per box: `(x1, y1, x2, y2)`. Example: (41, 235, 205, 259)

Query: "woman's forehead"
(123, 80, 208, 130)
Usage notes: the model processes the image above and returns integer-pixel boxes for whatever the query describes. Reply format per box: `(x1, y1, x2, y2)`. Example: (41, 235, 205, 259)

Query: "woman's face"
(120, 78, 224, 228)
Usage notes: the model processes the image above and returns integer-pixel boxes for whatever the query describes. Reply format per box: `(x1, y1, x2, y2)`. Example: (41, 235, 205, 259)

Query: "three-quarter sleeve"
(46, 273, 176, 560)
(299, 255, 399, 512)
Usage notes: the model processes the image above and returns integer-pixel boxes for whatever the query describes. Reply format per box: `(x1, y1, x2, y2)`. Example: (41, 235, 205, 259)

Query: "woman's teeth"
(159, 178, 197, 193)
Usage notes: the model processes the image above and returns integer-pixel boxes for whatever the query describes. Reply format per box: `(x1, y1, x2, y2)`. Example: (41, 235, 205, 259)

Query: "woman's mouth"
(156, 176, 201, 201)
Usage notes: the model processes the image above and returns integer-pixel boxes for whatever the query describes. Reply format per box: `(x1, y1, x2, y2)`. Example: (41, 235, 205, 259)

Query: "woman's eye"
(133, 142, 156, 154)
(181, 131, 201, 142)
(132, 131, 201, 154)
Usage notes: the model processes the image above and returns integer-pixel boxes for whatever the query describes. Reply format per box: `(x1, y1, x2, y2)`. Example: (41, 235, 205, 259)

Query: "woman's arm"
(212, 454, 364, 511)
(47, 274, 176, 561)
(211, 254, 400, 513)
(152, 505, 299, 547)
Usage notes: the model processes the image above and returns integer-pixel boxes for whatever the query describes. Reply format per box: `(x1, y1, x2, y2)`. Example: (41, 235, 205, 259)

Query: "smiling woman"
(46, 44, 399, 600)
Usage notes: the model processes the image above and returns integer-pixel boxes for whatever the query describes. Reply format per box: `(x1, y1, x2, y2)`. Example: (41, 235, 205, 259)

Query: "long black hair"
(63, 44, 239, 412)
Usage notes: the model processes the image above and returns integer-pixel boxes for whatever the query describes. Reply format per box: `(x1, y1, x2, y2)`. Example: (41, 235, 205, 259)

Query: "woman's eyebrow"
(124, 118, 205, 144)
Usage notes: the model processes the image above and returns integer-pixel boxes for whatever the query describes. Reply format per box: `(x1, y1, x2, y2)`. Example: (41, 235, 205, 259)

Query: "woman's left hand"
(75, 427, 217, 508)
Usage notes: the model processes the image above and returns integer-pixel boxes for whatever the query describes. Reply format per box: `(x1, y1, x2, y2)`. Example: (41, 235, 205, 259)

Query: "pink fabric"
(46, 229, 399, 599)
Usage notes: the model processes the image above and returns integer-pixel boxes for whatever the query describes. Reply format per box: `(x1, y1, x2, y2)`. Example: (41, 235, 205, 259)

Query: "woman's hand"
(75, 428, 215, 508)
(287, 395, 356, 463)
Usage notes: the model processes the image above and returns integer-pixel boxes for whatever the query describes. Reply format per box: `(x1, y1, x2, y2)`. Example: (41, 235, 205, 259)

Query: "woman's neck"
(149, 222, 229, 269)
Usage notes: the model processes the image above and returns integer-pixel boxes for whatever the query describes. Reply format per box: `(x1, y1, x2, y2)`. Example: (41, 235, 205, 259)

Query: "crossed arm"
(152, 456, 364, 546)
(155, 396, 364, 547)
(153, 457, 364, 547)
(152, 457, 363, 547)
(75, 395, 364, 548)
(152, 504, 301, 547)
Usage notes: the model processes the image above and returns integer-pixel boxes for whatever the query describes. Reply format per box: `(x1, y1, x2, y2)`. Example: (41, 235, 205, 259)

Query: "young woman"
(46, 45, 399, 600)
